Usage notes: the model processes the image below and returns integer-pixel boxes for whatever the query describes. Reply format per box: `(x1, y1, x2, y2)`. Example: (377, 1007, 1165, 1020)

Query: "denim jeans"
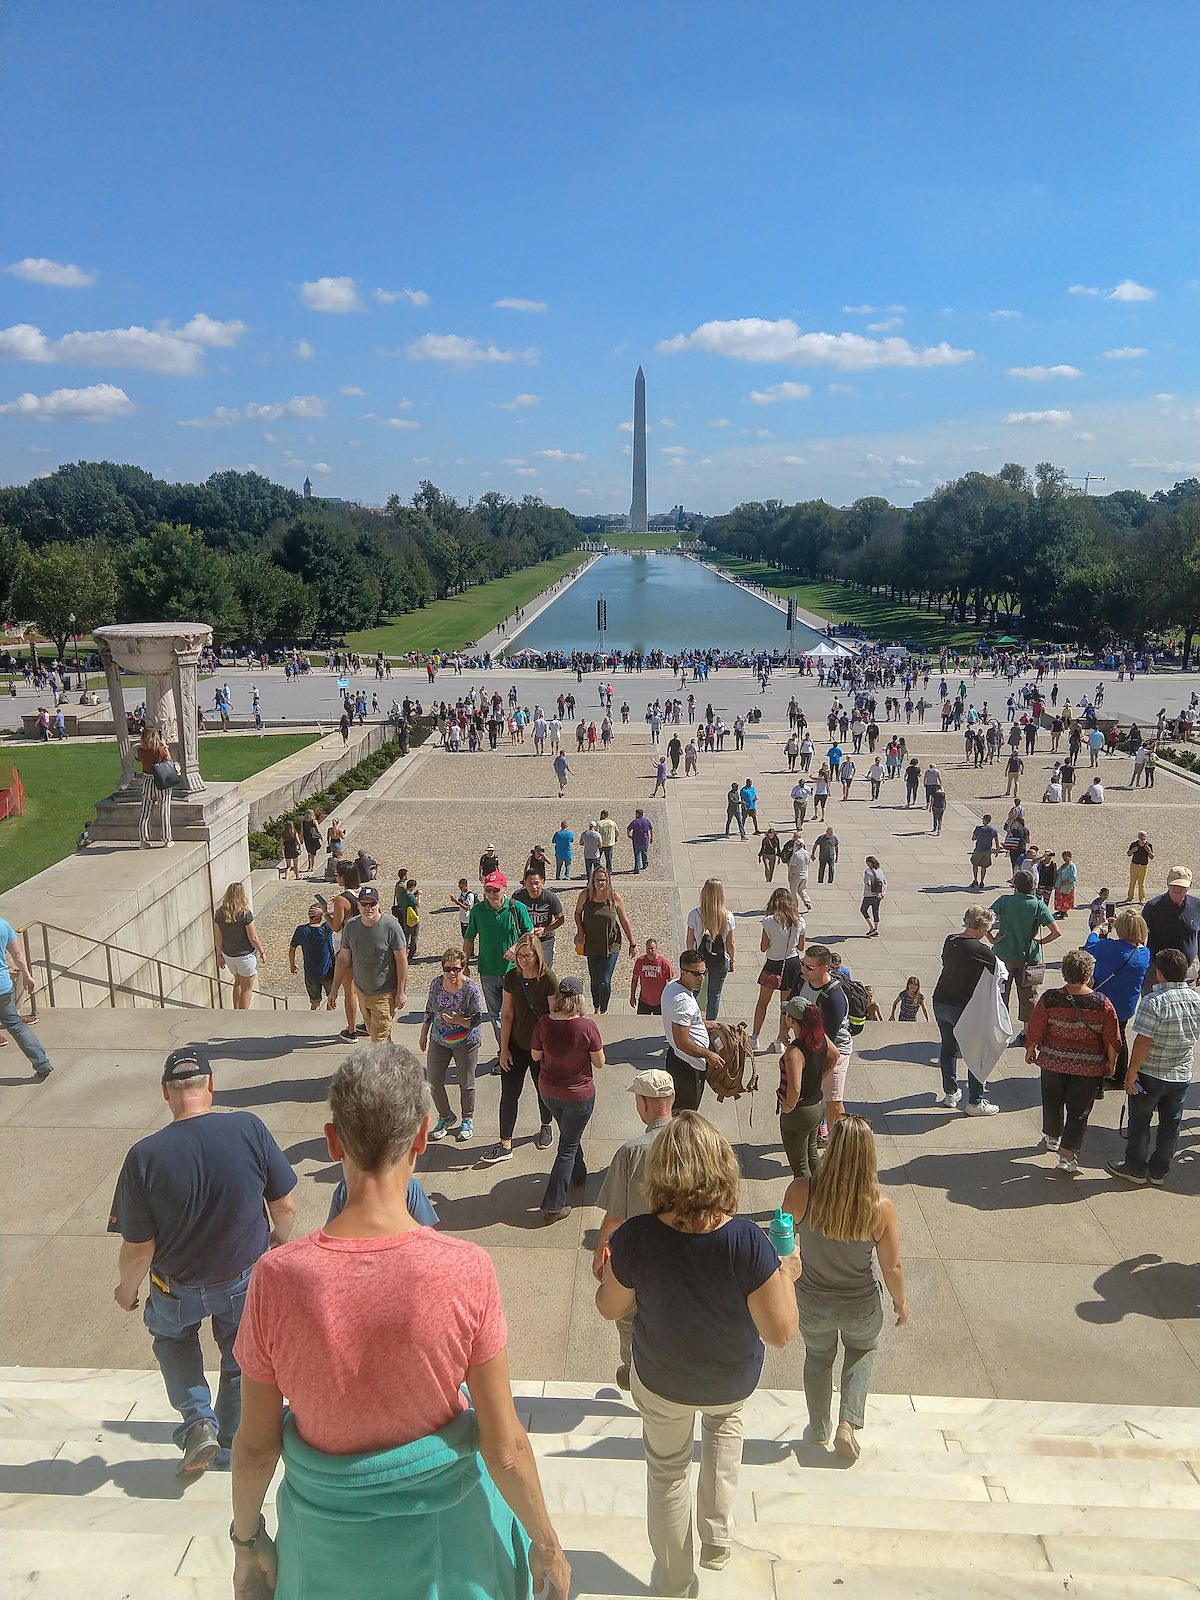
(932, 1001, 986, 1102)
(702, 957, 728, 1020)
(541, 1094, 593, 1213)
(585, 857, 599, 881)
(0, 990, 50, 1074)
(478, 971, 506, 1052)
(555, 857, 572, 881)
(798, 1290, 885, 1433)
(587, 949, 619, 1012)
(601, 846, 614, 873)
(1125, 1074, 1189, 1178)
(142, 1264, 254, 1449)
(632, 847, 649, 873)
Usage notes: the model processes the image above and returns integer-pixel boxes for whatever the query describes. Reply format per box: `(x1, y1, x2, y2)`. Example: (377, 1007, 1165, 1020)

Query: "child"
(450, 878, 476, 934)
(1088, 888, 1115, 936)
(890, 977, 929, 1022)
(864, 985, 884, 1022)
(629, 938, 674, 1015)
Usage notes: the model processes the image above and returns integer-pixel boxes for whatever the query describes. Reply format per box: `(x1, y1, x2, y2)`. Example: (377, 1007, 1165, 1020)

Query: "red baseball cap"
(483, 871, 508, 889)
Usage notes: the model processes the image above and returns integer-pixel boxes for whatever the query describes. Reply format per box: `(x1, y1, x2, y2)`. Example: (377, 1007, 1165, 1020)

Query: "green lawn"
(600, 531, 692, 551)
(346, 552, 585, 656)
(0, 733, 319, 895)
(703, 555, 984, 650)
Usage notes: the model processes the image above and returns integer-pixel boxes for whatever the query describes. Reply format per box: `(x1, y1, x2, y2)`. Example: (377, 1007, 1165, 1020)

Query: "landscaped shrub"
(1160, 746, 1200, 774)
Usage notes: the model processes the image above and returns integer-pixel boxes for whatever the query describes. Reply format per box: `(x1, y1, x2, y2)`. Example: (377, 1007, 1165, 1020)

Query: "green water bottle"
(768, 1207, 794, 1256)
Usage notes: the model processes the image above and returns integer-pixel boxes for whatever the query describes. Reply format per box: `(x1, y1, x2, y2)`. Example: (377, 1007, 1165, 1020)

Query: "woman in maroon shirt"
(1025, 947, 1119, 1177)
(530, 976, 604, 1224)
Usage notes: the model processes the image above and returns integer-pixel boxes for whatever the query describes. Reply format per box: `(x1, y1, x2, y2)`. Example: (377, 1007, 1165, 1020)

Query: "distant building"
(303, 476, 312, 499)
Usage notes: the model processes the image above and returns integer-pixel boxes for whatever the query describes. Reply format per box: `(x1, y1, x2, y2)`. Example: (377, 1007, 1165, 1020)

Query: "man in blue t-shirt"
(289, 903, 335, 1008)
(552, 821, 575, 881)
(108, 1048, 297, 1477)
(0, 917, 52, 1079)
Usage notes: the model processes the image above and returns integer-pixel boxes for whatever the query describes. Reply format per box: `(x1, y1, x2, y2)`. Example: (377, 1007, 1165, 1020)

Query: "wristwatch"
(229, 1514, 267, 1549)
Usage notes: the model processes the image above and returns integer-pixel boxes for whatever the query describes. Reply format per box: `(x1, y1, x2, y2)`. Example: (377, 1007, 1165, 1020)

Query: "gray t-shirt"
(597, 1119, 672, 1221)
(580, 828, 602, 861)
(340, 914, 404, 996)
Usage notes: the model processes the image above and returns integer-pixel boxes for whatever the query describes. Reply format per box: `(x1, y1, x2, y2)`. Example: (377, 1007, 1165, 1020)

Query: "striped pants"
(139, 775, 172, 845)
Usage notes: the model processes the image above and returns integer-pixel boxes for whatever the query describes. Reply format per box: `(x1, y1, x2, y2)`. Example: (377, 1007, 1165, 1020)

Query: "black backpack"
(834, 975, 869, 1036)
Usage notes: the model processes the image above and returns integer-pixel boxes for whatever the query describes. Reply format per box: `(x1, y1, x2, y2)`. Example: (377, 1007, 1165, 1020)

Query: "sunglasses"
(681, 967, 705, 979)
(443, 965, 464, 973)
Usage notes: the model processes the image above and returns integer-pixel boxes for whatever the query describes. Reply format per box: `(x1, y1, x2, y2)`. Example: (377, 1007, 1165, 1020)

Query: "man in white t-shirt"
(791, 780, 812, 827)
(784, 832, 812, 910)
(660, 953, 724, 1114)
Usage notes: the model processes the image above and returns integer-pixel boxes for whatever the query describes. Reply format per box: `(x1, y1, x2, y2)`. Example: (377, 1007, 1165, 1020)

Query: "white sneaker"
(1041, 1134, 1060, 1153)
(749, 1034, 760, 1051)
(1056, 1154, 1081, 1176)
(940, 1089, 961, 1108)
(964, 1099, 999, 1116)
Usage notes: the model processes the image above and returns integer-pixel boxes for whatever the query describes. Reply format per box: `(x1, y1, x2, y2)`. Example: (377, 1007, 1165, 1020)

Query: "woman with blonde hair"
(134, 725, 174, 848)
(597, 1112, 800, 1593)
(782, 1115, 909, 1463)
(685, 878, 737, 1020)
(751, 886, 804, 1050)
(574, 865, 635, 1015)
(214, 881, 267, 1009)
(1085, 907, 1150, 1084)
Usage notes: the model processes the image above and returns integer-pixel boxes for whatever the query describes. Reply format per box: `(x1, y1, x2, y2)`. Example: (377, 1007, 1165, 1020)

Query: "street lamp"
(68, 613, 84, 691)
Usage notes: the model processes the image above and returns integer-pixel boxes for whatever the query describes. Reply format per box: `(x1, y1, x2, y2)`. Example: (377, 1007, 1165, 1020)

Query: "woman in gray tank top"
(781, 1116, 909, 1461)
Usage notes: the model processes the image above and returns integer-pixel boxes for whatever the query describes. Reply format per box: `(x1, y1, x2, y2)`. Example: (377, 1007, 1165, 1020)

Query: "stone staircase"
(2, 1368, 1197, 1598)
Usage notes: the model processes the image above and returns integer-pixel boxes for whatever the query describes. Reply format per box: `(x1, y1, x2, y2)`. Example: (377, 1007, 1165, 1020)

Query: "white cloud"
(0, 382, 133, 421)
(710, 418, 731, 427)
(863, 453, 884, 464)
(748, 380, 812, 405)
(494, 392, 540, 409)
(1104, 346, 1147, 360)
(892, 454, 922, 466)
(1109, 279, 1156, 302)
(990, 308, 1022, 320)
(534, 448, 584, 461)
(407, 333, 537, 367)
(658, 318, 973, 370)
(299, 276, 364, 313)
(0, 314, 246, 374)
(413, 455, 432, 465)
(499, 457, 526, 466)
(339, 384, 366, 395)
(1005, 409, 1073, 425)
(492, 297, 548, 313)
(659, 417, 675, 428)
(177, 405, 243, 428)
(1007, 364, 1082, 380)
(381, 417, 420, 429)
(179, 394, 327, 427)
(1068, 279, 1156, 302)
(755, 428, 775, 438)
(391, 397, 414, 409)
(866, 317, 903, 331)
(661, 445, 689, 457)
(294, 340, 315, 360)
(828, 383, 858, 396)
(310, 462, 332, 474)
(1075, 431, 1096, 442)
(514, 466, 537, 476)
(4, 257, 97, 289)
(783, 454, 807, 466)
(375, 287, 430, 306)
(842, 304, 906, 315)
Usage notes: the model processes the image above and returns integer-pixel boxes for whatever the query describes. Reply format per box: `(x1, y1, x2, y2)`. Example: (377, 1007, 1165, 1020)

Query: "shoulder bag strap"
(1093, 947, 1138, 993)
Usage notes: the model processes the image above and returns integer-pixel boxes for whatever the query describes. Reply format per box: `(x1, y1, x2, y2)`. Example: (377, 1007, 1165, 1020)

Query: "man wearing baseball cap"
(108, 1049, 297, 1477)
(1142, 867, 1200, 987)
(330, 884, 408, 1041)
(591, 1068, 675, 1390)
(463, 871, 533, 1059)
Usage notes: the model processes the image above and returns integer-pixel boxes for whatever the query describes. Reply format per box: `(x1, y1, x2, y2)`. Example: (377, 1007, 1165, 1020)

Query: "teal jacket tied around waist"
(275, 1405, 532, 1599)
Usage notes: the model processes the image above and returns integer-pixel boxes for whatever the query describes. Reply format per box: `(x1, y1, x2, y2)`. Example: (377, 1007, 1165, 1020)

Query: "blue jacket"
(1085, 934, 1150, 1023)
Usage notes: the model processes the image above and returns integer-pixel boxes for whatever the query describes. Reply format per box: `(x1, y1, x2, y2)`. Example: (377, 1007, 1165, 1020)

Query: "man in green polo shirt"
(990, 868, 1060, 1043)
(463, 870, 533, 1058)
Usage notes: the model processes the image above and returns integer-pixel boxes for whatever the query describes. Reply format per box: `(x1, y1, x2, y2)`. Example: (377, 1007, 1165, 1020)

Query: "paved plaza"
(2, 662, 1197, 1410)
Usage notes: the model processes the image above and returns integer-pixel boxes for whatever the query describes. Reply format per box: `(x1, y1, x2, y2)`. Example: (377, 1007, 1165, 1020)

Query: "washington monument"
(629, 365, 647, 532)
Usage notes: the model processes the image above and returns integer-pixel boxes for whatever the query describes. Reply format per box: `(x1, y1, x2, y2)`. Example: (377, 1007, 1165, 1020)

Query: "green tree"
(13, 539, 118, 658)
(276, 515, 367, 635)
(118, 523, 237, 638)
(0, 523, 24, 622)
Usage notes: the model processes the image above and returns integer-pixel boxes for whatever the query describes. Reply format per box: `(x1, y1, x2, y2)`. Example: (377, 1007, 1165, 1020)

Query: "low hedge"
(1159, 745, 1200, 774)
(247, 724, 428, 866)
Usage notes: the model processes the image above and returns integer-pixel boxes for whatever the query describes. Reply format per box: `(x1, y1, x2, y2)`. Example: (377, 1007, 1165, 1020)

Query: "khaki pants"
(356, 988, 396, 1041)
(1127, 864, 1147, 903)
(630, 1363, 744, 1592)
(617, 1305, 635, 1369)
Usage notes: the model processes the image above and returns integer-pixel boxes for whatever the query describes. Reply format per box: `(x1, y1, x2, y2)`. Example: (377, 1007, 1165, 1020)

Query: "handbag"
(152, 759, 182, 790)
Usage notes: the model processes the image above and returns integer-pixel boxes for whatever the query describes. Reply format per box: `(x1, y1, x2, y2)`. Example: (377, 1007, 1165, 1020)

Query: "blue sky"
(2, 1, 1197, 514)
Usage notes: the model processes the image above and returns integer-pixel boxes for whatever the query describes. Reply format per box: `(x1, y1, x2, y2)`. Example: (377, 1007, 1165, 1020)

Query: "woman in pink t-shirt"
(230, 1044, 570, 1600)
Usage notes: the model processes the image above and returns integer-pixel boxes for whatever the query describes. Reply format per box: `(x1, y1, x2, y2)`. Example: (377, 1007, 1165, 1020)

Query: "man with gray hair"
(592, 1068, 676, 1391)
(931, 906, 1001, 1114)
(108, 1048, 297, 1476)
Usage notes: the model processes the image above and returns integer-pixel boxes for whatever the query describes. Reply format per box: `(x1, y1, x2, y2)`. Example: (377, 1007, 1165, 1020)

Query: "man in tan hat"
(591, 1068, 675, 1389)
(1143, 867, 1200, 987)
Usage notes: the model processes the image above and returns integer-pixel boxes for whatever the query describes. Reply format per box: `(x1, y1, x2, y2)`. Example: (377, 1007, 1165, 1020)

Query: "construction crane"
(1069, 473, 1106, 495)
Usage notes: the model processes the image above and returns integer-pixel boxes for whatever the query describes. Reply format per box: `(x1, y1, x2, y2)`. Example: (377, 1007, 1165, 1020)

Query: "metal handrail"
(20, 919, 292, 1012)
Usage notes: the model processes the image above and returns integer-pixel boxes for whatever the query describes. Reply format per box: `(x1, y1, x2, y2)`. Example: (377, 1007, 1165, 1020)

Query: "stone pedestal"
(94, 622, 211, 800)
(89, 782, 247, 846)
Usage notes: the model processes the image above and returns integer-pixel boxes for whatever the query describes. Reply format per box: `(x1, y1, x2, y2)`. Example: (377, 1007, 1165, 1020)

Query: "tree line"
(0, 462, 578, 651)
(700, 464, 1200, 662)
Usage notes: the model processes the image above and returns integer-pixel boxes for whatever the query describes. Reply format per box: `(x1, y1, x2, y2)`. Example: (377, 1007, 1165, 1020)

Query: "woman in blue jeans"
(686, 878, 737, 1021)
(530, 977, 605, 1223)
(575, 866, 635, 1015)
(782, 1115, 909, 1462)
